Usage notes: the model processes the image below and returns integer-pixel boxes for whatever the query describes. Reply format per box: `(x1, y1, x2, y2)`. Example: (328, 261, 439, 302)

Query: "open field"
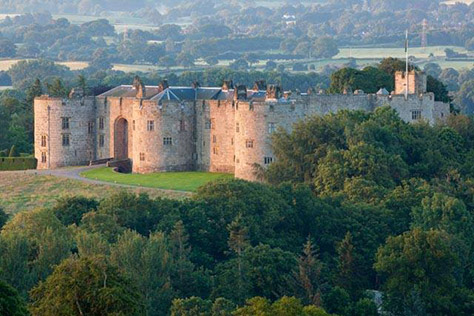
(0, 172, 190, 215)
(81, 167, 234, 192)
(336, 46, 468, 59)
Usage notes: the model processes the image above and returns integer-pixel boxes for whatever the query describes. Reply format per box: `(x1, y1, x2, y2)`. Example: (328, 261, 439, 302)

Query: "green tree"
(52, 196, 98, 226)
(89, 48, 112, 71)
(29, 256, 145, 316)
(205, 56, 219, 67)
(168, 221, 209, 298)
(336, 232, 356, 295)
(0, 280, 28, 316)
(170, 297, 212, 316)
(375, 228, 473, 316)
(311, 37, 339, 59)
(424, 63, 442, 78)
(80, 211, 124, 243)
(0, 208, 73, 296)
(265, 61, 277, 71)
(322, 286, 351, 316)
(0, 39, 16, 58)
(0, 207, 8, 229)
(211, 298, 235, 316)
(110, 230, 173, 316)
(74, 230, 110, 257)
(295, 237, 323, 305)
(77, 75, 87, 95)
(378, 57, 413, 76)
(232, 297, 272, 316)
(352, 298, 378, 316)
(456, 80, 474, 114)
(227, 214, 250, 301)
(26, 78, 43, 104)
(176, 52, 195, 68)
(46, 78, 68, 97)
(427, 75, 451, 102)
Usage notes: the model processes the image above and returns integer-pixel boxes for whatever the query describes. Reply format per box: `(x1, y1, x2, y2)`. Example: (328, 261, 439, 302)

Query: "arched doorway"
(114, 118, 128, 159)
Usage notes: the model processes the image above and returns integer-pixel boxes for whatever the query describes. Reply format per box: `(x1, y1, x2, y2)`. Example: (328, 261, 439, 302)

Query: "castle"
(34, 71, 449, 181)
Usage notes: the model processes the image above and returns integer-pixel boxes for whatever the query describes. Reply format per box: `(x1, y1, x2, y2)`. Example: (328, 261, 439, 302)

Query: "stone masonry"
(34, 72, 450, 181)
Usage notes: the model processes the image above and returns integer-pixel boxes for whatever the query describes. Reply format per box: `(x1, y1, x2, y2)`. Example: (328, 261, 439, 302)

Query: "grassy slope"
(81, 167, 234, 192)
(0, 172, 190, 215)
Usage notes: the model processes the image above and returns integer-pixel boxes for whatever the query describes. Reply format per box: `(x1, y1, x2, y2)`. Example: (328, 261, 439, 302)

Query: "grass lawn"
(81, 167, 234, 192)
(0, 172, 190, 215)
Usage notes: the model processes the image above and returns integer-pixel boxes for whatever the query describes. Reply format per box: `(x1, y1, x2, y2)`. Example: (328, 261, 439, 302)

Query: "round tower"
(34, 96, 96, 169)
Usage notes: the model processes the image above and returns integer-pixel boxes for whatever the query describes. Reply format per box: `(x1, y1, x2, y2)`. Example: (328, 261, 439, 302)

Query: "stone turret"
(234, 85, 247, 100)
(266, 84, 283, 100)
(394, 70, 427, 95)
(158, 80, 169, 93)
(253, 80, 267, 91)
(69, 87, 84, 99)
(222, 80, 234, 91)
(133, 76, 146, 98)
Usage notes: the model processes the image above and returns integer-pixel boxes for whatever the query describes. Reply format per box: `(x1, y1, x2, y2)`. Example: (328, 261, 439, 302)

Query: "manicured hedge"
(0, 157, 37, 171)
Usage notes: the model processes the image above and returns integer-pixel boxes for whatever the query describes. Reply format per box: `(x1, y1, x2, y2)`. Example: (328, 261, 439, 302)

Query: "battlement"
(394, 70, 427, 95)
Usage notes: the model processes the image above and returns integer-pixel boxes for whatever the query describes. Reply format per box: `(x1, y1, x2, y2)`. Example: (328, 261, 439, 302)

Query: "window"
(88, 122, 94, 134)
(140, 153, 145, 161)
(211, 118, 216, 130)
(61, 117, 69, 130)
(236, 122, 240, 133)
(213, 147, 219, 155)
(41, 152, 47, 163)
(268, 122, 276, 134)
(99, 117, 105, 130)
(231, 138, 234, 145)
(147, 120, 155, 131)
(213, 135, 217, 143)
(133, 120, 136, 131)
(99, 134, 105, 147)
(264, 157, 274, 165)
(246, 139, 254, 148)
(179, 120, 186, 132)
(163, 137, 172, 145)
(411, 110, 422, 121)
(62, 134, 70, 146)
(41, 135, 47, 147)
(205, 120, 211, 129)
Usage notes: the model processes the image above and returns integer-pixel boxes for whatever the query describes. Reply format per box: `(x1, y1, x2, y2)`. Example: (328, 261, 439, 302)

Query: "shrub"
(0, 157, 37, 171)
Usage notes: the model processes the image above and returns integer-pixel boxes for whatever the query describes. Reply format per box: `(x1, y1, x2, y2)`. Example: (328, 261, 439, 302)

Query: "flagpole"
(405, 30, 409, 99)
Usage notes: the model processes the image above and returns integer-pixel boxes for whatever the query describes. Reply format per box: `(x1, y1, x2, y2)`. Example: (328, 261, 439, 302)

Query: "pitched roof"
(99, 85, 270, 102)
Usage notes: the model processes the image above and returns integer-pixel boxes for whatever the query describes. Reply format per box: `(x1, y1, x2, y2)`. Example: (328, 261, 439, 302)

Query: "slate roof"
(376, 88, 390, 96)
(99, 85, 268, 102)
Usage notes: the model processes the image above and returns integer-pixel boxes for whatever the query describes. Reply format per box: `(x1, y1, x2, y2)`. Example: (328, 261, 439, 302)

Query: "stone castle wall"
(34, 76, 449, 181)
(34, 96, 96, 169)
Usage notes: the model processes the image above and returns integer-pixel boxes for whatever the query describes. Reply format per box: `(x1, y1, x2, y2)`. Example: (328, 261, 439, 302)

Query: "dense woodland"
(2, 106, 474, 315)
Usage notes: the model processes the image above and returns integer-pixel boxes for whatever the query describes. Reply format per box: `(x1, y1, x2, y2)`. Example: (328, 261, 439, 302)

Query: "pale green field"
(0, 59, 89, 71)
(336, 46, 468, 59)
(81, 167, 234, 192)
(0, 172, 190, 215)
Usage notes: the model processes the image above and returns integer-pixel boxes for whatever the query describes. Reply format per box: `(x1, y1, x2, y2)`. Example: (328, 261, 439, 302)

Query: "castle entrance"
(114, 118, 129, 159)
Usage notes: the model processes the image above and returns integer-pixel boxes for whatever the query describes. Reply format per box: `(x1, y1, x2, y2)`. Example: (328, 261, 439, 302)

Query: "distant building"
(34, 72, 449, 181)
(282, 14, 296, 26)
